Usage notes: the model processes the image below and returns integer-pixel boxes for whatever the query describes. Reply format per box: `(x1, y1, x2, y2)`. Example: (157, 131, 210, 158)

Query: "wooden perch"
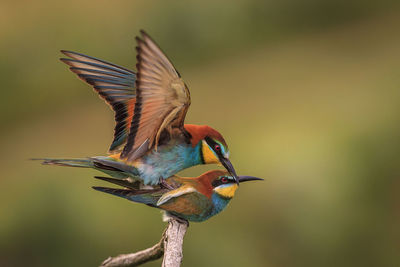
(100, 218, 188, 267)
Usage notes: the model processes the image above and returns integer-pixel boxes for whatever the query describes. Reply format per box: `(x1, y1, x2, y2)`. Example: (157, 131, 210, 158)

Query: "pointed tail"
(34, 158, 94, 168)
(33, 157, 136, 179)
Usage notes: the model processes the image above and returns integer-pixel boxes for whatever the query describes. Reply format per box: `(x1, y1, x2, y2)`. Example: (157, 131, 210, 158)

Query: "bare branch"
(100, 238, 164, 267)
(162, 219, 188, 267)
(100, 218, 188, 267)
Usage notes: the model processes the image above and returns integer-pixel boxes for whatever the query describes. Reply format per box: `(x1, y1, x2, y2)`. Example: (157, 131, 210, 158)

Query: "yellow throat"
(214, 184, 238, 199)
(202, 140, 219, 164)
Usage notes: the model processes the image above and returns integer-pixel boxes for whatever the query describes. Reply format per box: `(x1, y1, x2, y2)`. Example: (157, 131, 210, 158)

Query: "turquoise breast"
(137, 141, 203, 185)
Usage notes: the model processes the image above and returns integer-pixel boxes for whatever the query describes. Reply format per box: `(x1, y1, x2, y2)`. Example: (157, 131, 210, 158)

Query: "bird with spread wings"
(40, 30, 237, 186)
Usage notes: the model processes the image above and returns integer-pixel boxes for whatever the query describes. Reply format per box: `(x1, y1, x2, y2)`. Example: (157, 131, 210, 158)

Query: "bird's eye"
(214, 144, 221, 152)
(221, 177, 228, 183)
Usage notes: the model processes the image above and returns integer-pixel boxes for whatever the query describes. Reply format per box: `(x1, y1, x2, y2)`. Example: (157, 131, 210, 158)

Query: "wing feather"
(121, 31, 191, 161)
(157, 186, 211, 215)
(60, 50, 136, 152)
(156, 185, 197, 206)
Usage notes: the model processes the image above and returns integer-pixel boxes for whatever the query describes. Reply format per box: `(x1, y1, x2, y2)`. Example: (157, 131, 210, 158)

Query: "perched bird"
(40, 31, 237, 185)
(93, 170, 263, 222)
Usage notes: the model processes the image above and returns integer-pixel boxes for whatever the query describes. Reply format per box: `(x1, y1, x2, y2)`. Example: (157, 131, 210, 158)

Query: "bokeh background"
(1, 0, 400, 266)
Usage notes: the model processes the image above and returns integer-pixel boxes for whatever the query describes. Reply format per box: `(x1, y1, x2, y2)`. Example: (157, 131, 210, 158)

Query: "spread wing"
(60, 51, 136, 152)
(121, 30, 191, 161)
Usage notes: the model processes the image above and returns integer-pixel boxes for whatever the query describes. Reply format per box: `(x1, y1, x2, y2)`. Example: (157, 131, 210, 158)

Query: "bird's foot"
(160, 178, 174, 190)
(173, 216, 189, 226)
(164, 212, 189, 226)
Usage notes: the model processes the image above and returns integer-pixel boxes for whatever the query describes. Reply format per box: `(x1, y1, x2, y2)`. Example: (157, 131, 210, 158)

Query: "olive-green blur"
(1, 0, 399, 266)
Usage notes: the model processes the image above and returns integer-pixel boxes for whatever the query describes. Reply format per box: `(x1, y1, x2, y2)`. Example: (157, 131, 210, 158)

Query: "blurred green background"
(1, 0, 400, 266)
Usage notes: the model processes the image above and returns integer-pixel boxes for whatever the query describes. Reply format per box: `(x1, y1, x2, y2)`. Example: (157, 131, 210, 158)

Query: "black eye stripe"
(205, 137, 223, 156)
(204, 136, 216, 146)
(212, 176, 234, 187)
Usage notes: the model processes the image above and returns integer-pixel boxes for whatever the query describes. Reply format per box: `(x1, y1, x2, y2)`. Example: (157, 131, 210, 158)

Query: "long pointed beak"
(220, 157, 239, 184)
(238, 176, 264, 183)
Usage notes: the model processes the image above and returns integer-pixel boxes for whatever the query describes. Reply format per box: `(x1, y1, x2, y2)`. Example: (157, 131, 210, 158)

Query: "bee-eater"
(40, 31, 237, 185)
(93, 170, 263, 222)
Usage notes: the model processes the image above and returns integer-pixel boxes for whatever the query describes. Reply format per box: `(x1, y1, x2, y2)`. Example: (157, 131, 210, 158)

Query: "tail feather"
(91, 156, 140, 176)
(92, 186, 163, 206)
(35, 158, 93, 168)
(94, 176, 141, 190)
(35, 157, 131, 179)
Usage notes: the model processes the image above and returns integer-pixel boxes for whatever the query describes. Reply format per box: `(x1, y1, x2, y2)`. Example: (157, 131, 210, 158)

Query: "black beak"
(220, 157, 239, 184)
(238, 176, 264, 183)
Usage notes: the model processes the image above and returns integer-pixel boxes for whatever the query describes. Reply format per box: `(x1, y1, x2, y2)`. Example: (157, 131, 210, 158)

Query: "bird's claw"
(164, 212, 189, 226)
(160, 177, 174, 190)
